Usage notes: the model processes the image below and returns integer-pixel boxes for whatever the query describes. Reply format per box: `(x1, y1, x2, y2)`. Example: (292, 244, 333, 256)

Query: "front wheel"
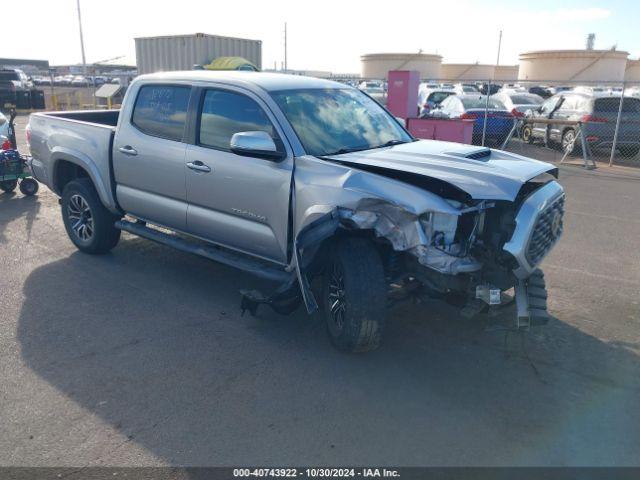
(521, 125, 534, 144)
(61, 178, 121, 254)
(0, 180, 18, 193)
(322, 237, 387, 353)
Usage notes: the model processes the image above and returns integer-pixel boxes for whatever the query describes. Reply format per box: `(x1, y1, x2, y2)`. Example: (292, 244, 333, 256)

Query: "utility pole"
(76, 0, 87, 76)
(495, 29, 502, 66)
(284, 22, 288, 72)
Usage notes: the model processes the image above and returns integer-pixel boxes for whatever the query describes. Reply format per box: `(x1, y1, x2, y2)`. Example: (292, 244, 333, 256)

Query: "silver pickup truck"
(27, 71, 564, 352)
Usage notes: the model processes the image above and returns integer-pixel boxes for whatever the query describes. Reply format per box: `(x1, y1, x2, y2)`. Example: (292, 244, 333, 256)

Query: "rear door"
(549, 94, 580, 142)
(184, 87, 293, 264)
(532, 95, 562, 141)
(590, 97, 640, 145)
(113, 83, 191, 231)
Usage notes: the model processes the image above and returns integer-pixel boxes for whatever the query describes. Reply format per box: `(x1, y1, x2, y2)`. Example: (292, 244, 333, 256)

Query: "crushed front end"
(339, 177, 565, 329)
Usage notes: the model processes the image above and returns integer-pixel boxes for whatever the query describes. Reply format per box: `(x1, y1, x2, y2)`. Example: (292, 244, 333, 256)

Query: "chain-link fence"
(353, 77, 640, 167)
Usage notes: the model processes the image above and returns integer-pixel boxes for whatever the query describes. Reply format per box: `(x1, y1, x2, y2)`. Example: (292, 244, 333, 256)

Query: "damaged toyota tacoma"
(27, 71, 565, 352)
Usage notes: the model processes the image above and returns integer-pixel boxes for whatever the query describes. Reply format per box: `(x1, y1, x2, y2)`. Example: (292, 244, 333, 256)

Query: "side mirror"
(230, 131, 285, 161)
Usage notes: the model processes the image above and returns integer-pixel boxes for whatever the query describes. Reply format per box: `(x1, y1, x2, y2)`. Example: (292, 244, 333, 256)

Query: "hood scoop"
(445, 148, 492, 161)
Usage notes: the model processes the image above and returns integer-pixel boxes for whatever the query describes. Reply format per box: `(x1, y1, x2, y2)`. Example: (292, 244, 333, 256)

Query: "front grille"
(526, 195, 565, 266)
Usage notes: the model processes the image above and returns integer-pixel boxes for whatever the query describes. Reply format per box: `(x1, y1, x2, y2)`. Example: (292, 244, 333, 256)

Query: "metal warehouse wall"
(135, 33, 262, 75)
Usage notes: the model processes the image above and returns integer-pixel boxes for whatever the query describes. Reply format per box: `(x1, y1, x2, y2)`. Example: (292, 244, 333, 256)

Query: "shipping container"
(135, 33, 262, 75)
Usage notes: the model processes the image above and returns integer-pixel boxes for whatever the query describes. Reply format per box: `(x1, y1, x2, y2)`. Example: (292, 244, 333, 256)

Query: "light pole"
(76, 0, 87, 77)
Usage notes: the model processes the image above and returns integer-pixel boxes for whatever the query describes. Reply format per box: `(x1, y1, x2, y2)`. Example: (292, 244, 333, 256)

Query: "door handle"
(118, 145, 138, 156)
(186, 161, 212, 173)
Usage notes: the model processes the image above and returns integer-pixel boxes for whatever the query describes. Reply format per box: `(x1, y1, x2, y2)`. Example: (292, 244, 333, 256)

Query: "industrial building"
(135, 33, 262, 75)
(624, 60, 640, 82)
(518, 49, 629, 82)
(360, 53, 442, 79)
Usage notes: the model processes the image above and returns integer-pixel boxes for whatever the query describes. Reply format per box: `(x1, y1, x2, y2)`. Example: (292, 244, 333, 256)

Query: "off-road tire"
(19, 178, 39, 196)
(322, 237, 387, 353)
(61, 178, 121, 254)
(0, 180, 18, 193)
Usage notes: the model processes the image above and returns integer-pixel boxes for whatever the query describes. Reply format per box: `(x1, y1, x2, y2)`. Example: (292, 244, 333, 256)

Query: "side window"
(199, 89, 275, 151)
(131, 85, 191, 141)
(541, 96, 560, 114)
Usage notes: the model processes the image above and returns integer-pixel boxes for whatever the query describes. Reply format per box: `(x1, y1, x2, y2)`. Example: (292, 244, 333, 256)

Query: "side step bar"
(115, 219, 291, 284)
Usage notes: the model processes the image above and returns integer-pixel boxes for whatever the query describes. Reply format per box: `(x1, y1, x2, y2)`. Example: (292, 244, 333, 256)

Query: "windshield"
(271, 88, 412, 156)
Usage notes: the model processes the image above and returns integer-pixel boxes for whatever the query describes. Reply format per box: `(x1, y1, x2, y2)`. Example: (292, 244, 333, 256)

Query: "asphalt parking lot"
(1, 114, 639, 467)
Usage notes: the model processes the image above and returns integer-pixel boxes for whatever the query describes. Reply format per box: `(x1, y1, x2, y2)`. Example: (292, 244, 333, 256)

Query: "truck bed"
(28, 109, 121, 211)
(40, 109, 120, 127)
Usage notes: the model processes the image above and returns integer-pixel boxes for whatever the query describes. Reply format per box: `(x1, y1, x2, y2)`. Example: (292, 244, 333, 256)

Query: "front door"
(184, 87, 292, 264)
(113, 83, 191, 231)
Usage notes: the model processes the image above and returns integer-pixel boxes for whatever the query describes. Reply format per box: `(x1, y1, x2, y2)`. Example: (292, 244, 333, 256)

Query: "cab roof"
(135, 70, 348, 92)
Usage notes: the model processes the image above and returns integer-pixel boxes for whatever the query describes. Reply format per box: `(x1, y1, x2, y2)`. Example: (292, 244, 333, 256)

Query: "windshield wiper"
(372, 139, 410, 149)
(321, 139, 410, 157)
(321, 145, 372, 156)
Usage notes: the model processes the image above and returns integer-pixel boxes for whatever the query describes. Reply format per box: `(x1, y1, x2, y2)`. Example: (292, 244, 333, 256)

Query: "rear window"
(594, 97, 640, 113)
(0, 71, 20, 81)
(509, 94, 543, 105)
(132, 85, 191, 141)
(461, 97, 505, 109)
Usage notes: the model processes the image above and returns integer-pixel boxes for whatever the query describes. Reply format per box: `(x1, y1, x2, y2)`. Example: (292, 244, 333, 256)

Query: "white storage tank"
(135, 33, 262, 75)
(360, 53, 442, 79)
(518, 49, 628, 82)
(494, 65, 519, 82)
(624, 60, 640, 83)
(440, 63, 495, 81)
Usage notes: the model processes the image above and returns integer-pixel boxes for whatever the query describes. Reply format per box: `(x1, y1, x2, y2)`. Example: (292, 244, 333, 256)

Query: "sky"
(4, 0, 639, 73)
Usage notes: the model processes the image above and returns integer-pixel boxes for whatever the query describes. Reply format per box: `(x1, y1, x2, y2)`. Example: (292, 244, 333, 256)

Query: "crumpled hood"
(326, 139, 557, 201)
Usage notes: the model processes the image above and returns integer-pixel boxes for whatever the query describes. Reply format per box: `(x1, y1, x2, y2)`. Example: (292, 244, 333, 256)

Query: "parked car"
(528, 86, 552, 99)
(359, 80, 387, 105)
(28, 71, 564, 352)
(478, 83, 501, 95)
(0, 68, 33, 105)
(71, 76, 90, 87)
(522, 92, 640, 157)
(454, 83, 480, 94)
(429, 94, 515, 144)
(417, 87, 456, 116)
(491, 91, 544, 117)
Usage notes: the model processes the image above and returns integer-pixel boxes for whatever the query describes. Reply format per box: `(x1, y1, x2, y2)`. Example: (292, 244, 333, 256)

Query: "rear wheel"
(19, 178, 39, 196)
(322, 237, 387, 353)
(0, 180, 18, 193)
(61, 178, 121, 254)
(561, 129, 581, 156)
